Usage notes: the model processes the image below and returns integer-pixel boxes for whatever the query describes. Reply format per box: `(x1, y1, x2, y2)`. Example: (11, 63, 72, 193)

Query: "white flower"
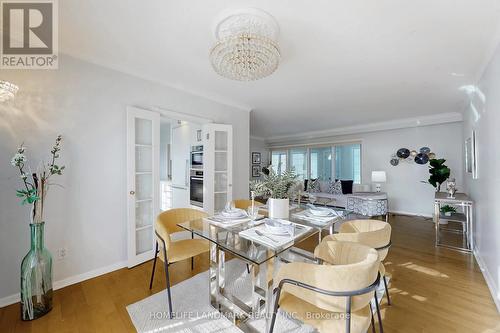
(20, 173, 27, 180)
(11, 153, 26, 167)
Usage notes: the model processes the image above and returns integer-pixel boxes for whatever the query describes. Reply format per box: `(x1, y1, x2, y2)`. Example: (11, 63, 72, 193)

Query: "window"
(290, 148, 307, 180)
(310, 147, 332, 181)
(271, 151, 287, 175)
(271, 143, 361, 183)
(335, 144, 361, 183)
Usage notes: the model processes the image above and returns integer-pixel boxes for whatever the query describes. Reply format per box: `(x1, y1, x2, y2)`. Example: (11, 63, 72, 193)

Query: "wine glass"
(308, 194, 317, 206)
(247, 206, 259, 225)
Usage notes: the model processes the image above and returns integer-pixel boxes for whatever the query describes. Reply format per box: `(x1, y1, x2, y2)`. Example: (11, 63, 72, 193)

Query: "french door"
(126, 106, 160, 267)
(203, 123, 233, 215)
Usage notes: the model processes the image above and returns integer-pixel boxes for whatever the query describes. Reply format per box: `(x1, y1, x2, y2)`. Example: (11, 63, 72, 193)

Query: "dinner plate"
(264, 219, 293, 235)
(304, 210, 334, 218)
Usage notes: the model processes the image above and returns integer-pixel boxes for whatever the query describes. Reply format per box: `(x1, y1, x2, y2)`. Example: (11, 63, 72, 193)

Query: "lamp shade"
(371, 171, 387, 183)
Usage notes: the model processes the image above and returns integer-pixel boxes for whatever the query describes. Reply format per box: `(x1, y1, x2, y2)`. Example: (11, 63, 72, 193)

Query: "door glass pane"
(214, 173, 228, 192)
(215, 152, 227, 171)
(214, 193, 227, 212)
(136, 173, 152, 200)
(135, 118, 152, 145)
(136, 201, 153, 228)
(310, 147, 332, 180)
(135, 146, 152, 173)
(290, 148, 307, 180)
(136, 227, 153, 255)
(215, 131, 228, 151)
(335, 144, 361, 183)
(271, 151, 287, 175)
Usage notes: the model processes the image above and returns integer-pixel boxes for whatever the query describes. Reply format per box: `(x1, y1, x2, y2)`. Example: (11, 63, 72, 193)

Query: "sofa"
(307, 180, 371, 208)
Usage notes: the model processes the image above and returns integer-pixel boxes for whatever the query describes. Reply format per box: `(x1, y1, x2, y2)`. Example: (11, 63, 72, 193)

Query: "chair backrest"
(155, 208, 208, 250)
(277, 241, 380, 313)
(232, 199, 264, 210)
(339, 219, 392, 260)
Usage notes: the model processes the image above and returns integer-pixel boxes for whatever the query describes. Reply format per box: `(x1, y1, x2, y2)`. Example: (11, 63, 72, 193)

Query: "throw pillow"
(328, 180, 343, 195)
(308, 178, 320, 193)
(340, 180, 354, 194)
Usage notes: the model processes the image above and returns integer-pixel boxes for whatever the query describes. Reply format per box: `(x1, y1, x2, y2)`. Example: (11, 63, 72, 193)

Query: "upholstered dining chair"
(325, 219, 392, 306)
(149, 208, 209, 317)
(270, 240, 381, 333)
(232, 199, 264, 210)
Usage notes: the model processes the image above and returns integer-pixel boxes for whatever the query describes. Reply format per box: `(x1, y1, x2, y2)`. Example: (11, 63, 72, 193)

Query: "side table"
(434, 192, 473, 252)
(346, 192, 389, 221)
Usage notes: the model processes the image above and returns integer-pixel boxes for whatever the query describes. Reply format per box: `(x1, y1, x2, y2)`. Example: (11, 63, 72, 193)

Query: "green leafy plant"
(426, 158, 450, 192)
(250, 167, 298, 199)
(11, 135, 65, 223)
(440, 205, 457, 214)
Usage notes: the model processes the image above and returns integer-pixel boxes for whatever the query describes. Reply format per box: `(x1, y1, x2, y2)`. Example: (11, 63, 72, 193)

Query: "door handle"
(130, 190, 135, 195)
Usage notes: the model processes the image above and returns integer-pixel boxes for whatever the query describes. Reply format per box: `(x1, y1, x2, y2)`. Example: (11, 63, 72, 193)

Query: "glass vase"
(20, 222, 53, 321)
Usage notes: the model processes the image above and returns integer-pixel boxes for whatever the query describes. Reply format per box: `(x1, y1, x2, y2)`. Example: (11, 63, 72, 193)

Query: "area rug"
(127, 260, 387, 333)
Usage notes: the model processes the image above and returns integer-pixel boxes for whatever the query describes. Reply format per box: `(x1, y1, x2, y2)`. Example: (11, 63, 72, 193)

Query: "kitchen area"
(160, 117, 204, 211)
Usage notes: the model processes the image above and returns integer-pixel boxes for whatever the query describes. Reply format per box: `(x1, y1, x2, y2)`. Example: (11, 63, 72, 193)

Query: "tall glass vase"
(20, 222, 53, 321)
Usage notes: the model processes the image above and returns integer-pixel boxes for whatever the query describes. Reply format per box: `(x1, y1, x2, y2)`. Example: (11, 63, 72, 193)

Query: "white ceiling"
(59, 0, 500, 138)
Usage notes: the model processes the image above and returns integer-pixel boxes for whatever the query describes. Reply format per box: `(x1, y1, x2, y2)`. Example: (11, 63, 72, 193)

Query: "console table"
(433, 192, 473, 252)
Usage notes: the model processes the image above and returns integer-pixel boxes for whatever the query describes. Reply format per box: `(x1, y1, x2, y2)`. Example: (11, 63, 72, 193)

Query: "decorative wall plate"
(396, 148, 410, 159)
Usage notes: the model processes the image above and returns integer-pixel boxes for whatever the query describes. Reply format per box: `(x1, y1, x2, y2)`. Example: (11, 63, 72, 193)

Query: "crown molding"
(265, 112, 463, 145)
(60, 52, 253, 113)
(250, 135, 266, 141)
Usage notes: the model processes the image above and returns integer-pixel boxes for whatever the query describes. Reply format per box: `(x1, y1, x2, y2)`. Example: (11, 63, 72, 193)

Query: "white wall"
(463, 44, 500, 311)
(267, 122, 463, 217)
(249, 137, 270, 181)
(0, 54, 249, 302)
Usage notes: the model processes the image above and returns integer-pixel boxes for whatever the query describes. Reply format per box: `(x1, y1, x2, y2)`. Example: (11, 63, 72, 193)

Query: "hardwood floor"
(1, 214, 499, 332)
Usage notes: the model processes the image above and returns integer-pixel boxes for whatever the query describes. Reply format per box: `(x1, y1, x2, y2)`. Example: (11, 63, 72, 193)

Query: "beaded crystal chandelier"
(210, 8, 280, 81)
(0, 80, 19, 102)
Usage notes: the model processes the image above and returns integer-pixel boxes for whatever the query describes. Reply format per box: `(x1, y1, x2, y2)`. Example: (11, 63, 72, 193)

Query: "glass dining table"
(177, 205, 351, 332)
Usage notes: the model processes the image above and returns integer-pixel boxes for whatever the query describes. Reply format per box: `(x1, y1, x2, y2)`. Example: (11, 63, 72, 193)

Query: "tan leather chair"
(270, 241, 381, 333)
(325, 219, 392, 306)
(149, 208, 209, 317)
(232, 199, 264, 210)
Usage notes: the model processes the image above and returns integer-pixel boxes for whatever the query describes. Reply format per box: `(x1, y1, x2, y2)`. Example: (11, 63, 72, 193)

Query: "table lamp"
(371, 171, 387, 192)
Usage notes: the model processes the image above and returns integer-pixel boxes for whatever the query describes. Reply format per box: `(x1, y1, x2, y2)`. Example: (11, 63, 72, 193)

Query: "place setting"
(292, 203, 345, 225)
(205, 202, 264, 227)
(239, 218, 311, 249)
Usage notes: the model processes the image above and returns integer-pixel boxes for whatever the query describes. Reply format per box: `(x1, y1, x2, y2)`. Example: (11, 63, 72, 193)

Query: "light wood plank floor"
(1, 215, 499, 332)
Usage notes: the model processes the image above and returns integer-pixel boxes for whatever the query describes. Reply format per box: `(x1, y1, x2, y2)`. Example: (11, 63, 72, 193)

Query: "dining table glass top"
(177, 204, 351, 265)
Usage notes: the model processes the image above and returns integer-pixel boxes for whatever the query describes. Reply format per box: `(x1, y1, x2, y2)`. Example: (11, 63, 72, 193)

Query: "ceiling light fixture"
(210, 8, 280, 81)
(0, 80, 19, 102)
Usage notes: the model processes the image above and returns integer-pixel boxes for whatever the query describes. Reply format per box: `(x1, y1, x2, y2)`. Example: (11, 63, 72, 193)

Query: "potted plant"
(11, 135, 65, 320)
(250, 168, 298, 219)
(440, 205, 457, 217)
(426, 158, 451, 192)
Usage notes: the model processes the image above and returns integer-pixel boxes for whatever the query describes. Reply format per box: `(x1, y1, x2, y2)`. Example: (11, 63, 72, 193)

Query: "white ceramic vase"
(268, 198, 289, 219)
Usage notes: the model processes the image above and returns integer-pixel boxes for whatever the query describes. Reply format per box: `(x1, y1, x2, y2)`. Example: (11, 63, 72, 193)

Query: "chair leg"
(246, 264, 250, 274)
(149, 242, 159, 290)
(374, 291, 384, 333)
(163, 248, 174, 318)
(383, 275, 391, 305)
(269, 288, 282, 333)
(369, 302, 376, 333)
(191, 232, 194, 270)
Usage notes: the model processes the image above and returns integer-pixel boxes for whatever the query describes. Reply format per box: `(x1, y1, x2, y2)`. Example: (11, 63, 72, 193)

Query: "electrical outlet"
(57, 247, 68, 260)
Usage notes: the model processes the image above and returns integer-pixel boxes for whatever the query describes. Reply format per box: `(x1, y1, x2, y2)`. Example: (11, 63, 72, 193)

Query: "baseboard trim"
(473, 247, 500, 313)
(0, 260, 127, 308)
(389, 210, 433, 219)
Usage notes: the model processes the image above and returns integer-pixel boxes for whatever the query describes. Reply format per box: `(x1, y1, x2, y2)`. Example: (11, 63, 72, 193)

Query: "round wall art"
(390, 147, 434, 166)
(396, 148, 410, 159)
(414, 153, 429, 165)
